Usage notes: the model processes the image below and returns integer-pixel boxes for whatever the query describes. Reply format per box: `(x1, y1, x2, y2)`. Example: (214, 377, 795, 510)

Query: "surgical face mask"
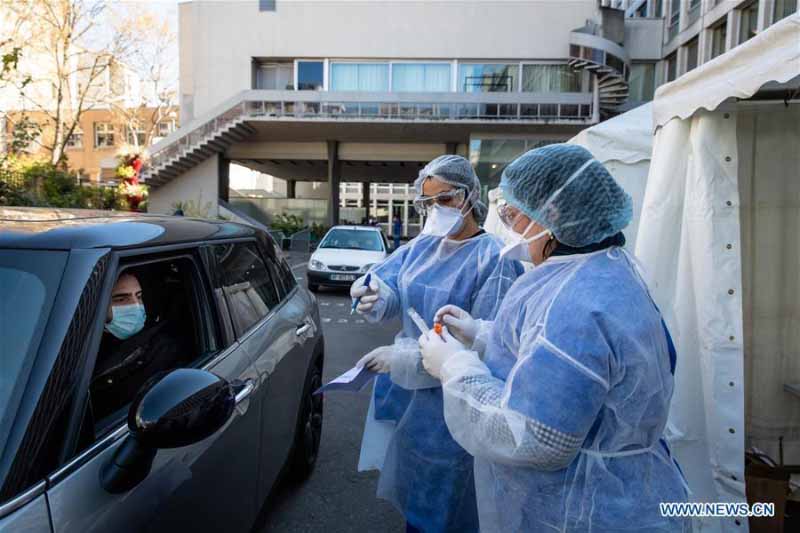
(421, 197, 476, 238)
(105, 303, 146, 340)
(499, 220, 552, 263)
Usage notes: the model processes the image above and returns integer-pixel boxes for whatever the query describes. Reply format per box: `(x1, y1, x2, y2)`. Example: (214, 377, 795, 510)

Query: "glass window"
(214, 242, 280, 336)
(89, 258, 213, 430)
(739, 2, 759, 44)
(94, 122, 114, 148)
(628, 63, 656, 101)
(654, 0, 663, 17)
(686, 38, 699, 72)
(297, 61, 324, 90)
(65, 127, 83, 149)
(711, 21, 728, 58)
(391, 63, 451, 92)
(126, 123, 146, 146)
(521, 64, 581, 93)
(688, 0, 701, 24)
(157, 120, 175, 137)
(666, 53, 677, 82)
(458, 63, 518, 92)
(330, 63, 389, 91)
(256, 62, 293, 90)
(0, 250, 66, 463)
(319, 228, 385, 252)
(635, 2, 647, 17)
(774, 0, 796, 22)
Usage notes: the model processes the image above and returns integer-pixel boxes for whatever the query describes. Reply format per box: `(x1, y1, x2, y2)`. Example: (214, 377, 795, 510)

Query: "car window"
(0, 250, 67, 463)
(87, 255, 213, 437)
(213, 242, 280, 336)
(257, 233, 296, 298)
(319, 229, 384, 251)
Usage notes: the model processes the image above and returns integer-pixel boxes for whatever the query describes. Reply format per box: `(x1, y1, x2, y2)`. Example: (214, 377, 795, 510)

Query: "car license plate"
(331, 274, 356, 281)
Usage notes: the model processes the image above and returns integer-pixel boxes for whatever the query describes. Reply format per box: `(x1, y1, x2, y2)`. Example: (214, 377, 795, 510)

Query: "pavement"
(257, 253, 405, 533)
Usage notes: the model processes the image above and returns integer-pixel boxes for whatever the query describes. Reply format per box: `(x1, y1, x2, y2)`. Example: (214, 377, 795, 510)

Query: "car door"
(45, 246, 262, 533)
(251, 237, 319, 500)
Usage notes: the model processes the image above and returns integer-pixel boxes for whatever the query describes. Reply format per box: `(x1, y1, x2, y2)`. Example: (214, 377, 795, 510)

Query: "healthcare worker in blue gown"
(350, 154, 524, 533)
(420, 144, 690, 532)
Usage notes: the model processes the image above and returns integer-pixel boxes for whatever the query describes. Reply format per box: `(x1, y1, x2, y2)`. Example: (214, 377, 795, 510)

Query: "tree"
(1, 0, 136, 166)
(108, 9, 178, 150)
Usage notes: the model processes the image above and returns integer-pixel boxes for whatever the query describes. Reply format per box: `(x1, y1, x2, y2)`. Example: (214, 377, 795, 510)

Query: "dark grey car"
(0, 208, 324, 532)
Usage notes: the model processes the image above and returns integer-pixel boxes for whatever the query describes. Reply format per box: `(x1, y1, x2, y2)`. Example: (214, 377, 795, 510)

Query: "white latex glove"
(434, 305, 478, 348)
(357, 346, 393, 373)
(350, 275, 380, 314)
(418, 326, 468, 380)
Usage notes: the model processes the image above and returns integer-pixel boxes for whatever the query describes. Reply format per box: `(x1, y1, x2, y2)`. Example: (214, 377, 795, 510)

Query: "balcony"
(145, 89, 595, 184)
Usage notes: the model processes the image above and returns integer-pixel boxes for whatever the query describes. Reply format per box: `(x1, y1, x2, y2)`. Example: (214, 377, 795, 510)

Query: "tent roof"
(568, 102, 653, 164)
(653, 13, 800, 129)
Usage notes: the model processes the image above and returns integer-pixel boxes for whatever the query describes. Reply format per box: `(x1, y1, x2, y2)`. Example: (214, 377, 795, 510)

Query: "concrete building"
(144, 0, 797, 234)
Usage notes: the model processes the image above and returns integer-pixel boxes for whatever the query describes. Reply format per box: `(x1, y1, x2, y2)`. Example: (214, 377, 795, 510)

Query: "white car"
(306, 225, 389, 292)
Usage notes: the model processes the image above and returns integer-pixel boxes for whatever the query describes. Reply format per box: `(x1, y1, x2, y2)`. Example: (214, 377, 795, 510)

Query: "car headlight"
(310, 259, 326, 271)
(361, 263, 375, 273)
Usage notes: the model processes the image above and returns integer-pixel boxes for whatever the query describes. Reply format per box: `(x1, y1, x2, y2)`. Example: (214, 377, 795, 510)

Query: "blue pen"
(351, 273, 372, 315)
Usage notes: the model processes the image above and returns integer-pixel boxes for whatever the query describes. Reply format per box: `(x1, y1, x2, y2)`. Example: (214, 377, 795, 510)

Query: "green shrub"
(270, 213, 305, 235)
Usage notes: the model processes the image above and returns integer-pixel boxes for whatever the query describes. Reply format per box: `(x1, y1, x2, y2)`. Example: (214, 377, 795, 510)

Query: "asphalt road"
(258, 254, 405, 533)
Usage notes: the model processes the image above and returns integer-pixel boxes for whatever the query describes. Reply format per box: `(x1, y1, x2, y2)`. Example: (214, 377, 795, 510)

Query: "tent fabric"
(652, 13, 800, 129)
(636, 13, 800, 533)
(569, 102, 653, 164)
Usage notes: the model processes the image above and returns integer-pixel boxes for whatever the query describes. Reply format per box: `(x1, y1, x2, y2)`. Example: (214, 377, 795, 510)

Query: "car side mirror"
(101, 369, 235, 493)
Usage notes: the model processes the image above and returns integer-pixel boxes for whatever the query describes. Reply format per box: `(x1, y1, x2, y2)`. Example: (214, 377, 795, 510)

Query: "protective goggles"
(496, 202, 525, 230)
(413, 188, 468, 216)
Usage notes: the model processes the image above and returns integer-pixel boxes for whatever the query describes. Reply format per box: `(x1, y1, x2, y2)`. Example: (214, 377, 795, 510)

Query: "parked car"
(0, 208, 324, 533)
(306, 225, 389, 292)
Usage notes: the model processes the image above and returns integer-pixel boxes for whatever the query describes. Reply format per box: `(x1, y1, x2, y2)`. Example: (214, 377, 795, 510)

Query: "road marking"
(322, 318, 332, 323)
(337, 319, 348, 324)
(320, 302, 330, 306)
(291, 262, 308, 270)
(336, 303, 345, 307)
(355, 319, 365, 324)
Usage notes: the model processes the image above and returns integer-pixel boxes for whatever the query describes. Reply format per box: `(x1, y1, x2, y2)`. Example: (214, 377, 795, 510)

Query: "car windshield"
(0, 250, 66, 464)
(319, 229, 384, 252)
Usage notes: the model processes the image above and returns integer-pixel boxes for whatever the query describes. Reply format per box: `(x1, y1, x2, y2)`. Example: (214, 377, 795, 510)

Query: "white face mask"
(421, 199, 475, 238)
(499, 220, 552, 263)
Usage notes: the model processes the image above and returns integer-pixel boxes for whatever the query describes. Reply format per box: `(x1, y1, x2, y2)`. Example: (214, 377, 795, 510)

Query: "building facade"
(145, 0, 797, 232)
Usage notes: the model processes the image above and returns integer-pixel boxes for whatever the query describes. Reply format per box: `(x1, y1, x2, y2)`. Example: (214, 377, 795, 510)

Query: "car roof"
(328, 225, 383, 232)
(0, 207, 259, 250)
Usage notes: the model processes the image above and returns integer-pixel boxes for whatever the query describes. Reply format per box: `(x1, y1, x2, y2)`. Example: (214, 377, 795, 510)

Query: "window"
(330, 63, 389, 91)
(88, 257, 213, 434)
(459, 63, 519, 92)
(65, 127, 83, 149)
(126, 123, 146, 146)
(711, 21, 728, 58)
(214, 242, 280, 336)
(391, 63, 451, 92)
(259, 0, 275, 11)
(297, 61, 324, 90)
(686, 38, 699, 72)
(318, 228, 385, 252)
(94, 122, 114, 148)
(157, 120, 175, 138)
(688, 0, 701, 24)
(628, 63, 656, 101)
(256, 62, 293, 90)
(654, 0, 663, 17)
(665, 53, 677, 82)
(522, 64, 582, 93)
(739, 2, 759, 43)
(635, 2, 648, 17)
(774, 0, 796, 22)
(668, 0, 681, 36)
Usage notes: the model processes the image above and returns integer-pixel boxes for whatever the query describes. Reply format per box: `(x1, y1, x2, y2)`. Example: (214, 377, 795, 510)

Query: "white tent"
(635, 13, 800, 532)
(484, 102, 654, 250)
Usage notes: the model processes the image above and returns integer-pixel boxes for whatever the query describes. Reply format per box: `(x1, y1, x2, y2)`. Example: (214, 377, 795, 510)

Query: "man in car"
(90, 272, 184, 423)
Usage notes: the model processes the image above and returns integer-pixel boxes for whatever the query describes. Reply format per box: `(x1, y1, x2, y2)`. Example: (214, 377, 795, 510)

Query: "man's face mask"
(105, 303, 146, 340)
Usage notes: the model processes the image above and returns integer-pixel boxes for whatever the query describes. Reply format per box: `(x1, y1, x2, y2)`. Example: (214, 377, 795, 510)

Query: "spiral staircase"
(567, 20, 631, 118)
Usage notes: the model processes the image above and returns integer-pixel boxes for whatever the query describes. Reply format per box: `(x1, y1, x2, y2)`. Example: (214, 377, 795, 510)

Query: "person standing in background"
(392, 214, 402, 250)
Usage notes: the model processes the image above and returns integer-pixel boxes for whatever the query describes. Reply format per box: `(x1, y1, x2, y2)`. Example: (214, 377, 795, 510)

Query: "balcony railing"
(148, 89, 594, 172)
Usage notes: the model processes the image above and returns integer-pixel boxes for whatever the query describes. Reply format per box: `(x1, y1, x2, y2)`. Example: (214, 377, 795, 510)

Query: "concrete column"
(218, 156, 230, 202)
(286, 179, 296, 199)
(362, 182, 371, 221)
(327, 141, 340, 226)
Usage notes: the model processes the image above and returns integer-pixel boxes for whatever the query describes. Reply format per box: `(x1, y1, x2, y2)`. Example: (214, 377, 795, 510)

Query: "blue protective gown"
(361, 232, 523, 532)
(439, 248, 690, 532)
